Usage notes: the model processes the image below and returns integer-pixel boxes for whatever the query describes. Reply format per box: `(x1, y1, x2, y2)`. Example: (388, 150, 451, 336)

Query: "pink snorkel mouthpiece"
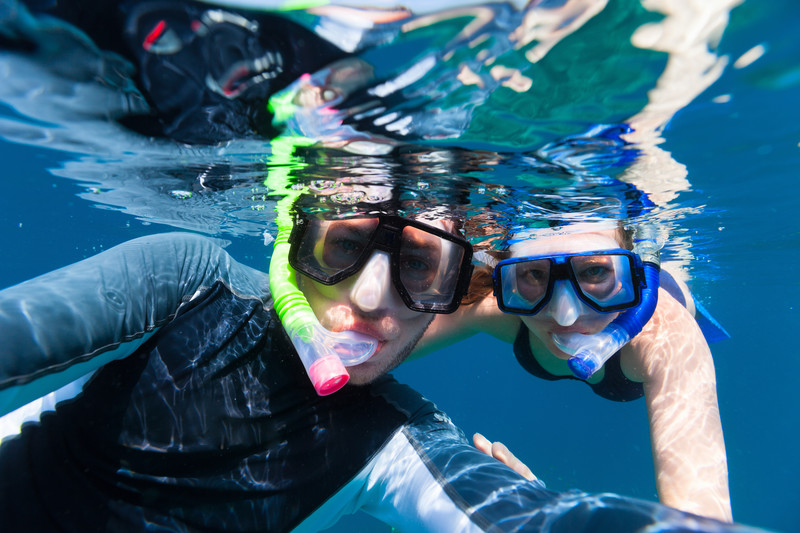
(289, 322, 378, 396)
(307, 355, 349, 396)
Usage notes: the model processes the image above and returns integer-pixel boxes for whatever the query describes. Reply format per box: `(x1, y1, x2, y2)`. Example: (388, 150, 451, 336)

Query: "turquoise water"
(1, 1, 798, 531)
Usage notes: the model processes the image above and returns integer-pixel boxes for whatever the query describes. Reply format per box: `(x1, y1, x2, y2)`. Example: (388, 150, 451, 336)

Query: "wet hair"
(461, 264, 495, 305)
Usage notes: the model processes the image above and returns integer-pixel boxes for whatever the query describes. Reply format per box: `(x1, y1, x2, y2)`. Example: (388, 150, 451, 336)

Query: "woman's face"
(511, 229, 623, 360)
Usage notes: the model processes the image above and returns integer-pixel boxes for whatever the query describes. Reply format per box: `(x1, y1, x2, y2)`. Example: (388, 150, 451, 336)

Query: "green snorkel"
(266, 136, 378, 395)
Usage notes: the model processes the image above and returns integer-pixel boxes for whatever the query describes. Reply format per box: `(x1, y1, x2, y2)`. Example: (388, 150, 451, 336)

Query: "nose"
(350, 251, 394, 313)
(544, 280, 583, 326)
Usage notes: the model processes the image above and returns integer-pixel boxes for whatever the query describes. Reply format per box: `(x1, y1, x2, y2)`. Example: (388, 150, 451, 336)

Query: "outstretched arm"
(411, 293, 519, 359)
(349, 408, 750, 533)
(622, 290, 732, 521)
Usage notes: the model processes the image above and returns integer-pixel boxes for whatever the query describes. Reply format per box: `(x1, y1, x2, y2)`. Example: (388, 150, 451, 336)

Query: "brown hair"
(461, 264, 494, 306)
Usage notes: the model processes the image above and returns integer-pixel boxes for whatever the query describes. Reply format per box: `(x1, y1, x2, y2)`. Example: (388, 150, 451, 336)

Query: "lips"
(551, 331, 592, 356)
(548, 326, 591, 336)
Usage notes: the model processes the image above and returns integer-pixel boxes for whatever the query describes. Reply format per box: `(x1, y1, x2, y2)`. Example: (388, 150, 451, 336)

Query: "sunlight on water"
(0, 0, 742, 275)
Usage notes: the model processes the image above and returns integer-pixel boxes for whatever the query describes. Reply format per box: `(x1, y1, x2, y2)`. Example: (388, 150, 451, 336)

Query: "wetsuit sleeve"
(0, 232, 268, 416)
(351, 412, 756, 533)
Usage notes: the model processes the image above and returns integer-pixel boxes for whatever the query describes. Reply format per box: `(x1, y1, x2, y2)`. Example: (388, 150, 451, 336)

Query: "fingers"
(472, 433, 537, 481)
(491, 441, 536, 481)
(473, 432, 493, 455)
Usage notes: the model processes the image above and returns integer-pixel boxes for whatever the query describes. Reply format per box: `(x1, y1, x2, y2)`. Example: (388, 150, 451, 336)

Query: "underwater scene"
(0, 0, 798, 531)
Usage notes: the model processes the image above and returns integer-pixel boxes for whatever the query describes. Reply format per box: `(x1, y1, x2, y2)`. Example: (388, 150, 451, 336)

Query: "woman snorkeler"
(415, 220, 733, 522)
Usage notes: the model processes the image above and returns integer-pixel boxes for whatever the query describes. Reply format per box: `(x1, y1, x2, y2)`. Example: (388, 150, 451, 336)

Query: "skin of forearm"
(633, 294, 732, 521)
(645, 374, 732, 521)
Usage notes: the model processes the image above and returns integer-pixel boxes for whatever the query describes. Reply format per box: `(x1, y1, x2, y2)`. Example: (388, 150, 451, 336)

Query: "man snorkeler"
(0, 175, 768, 532)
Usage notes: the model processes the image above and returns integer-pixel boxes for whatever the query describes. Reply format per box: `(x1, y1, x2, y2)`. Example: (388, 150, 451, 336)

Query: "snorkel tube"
(266, 137, 378, 396)
(557, 224, 662, 380)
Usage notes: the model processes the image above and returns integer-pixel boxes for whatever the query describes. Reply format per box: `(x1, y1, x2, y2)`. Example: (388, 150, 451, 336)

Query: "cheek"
(577, 311, 619, 335)
(405, 311, 433, 332)
(387, 313, 434, 352)
(298, 276, 352, 312)
(520, 310, 619, 336)
(588, 311, 618, 328)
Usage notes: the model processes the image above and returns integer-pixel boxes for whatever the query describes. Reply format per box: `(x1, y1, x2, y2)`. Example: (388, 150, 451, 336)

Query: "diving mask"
(492, 249, 645, 316)
(290, 214, 474, 314)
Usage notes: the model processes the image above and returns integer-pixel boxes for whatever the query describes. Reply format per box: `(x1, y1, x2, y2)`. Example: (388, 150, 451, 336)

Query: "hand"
(473, 433, 537, 481)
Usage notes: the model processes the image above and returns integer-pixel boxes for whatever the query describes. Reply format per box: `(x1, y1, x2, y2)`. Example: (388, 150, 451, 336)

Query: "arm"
(622, 290, 732, 521)
(411, 292, 520, 359)
(0, 232, 268, 417)
(342, 409, 746, 533)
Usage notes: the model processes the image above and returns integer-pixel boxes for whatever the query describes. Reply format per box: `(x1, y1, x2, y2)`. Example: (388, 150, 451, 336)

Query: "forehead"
(315, 215, 458, 238)
(510, 229, 620, 256)
(411, 217, 455, 233)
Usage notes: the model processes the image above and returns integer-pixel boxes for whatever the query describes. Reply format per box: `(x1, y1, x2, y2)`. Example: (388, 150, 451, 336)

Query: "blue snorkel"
(557, 224, 662, 380)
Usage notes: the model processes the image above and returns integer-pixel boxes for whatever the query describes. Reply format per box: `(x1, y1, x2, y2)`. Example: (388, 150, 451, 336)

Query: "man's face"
(297, 217, 460, 385)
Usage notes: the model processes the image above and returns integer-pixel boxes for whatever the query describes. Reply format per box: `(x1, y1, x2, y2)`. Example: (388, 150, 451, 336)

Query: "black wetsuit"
(0, 233, 754, 532)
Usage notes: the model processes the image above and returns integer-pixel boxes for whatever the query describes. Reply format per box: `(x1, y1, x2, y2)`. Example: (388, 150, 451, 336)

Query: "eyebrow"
(406, 240, 442, 255)
(402, 229, 445, 251)
(325, 220, 376, 240)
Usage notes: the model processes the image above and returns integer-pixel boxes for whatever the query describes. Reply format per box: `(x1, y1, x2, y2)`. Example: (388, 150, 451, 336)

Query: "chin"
(346, 364, 382, 386)
(541, 339, 569, 359)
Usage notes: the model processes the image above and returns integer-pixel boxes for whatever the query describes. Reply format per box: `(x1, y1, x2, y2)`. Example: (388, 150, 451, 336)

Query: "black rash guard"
(0, 233, 752, 532)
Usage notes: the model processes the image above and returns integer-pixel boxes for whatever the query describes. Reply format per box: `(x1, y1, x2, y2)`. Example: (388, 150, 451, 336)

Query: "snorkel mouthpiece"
(286, 319, 349, 396)
(556, 324, 631, 379)
(564, 225, 662, 380)
(289, 322, 377, 395)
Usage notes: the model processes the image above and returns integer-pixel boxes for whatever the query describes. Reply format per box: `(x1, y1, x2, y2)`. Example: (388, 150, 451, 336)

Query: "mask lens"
(294, 218, 379, 282)
(398, 226, 465, 308)
(499, 259, 551, 312)
(569, 253, 636, 308)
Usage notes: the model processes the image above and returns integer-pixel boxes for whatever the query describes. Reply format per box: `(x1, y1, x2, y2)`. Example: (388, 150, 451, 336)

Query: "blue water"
(1, 1, 799, 532)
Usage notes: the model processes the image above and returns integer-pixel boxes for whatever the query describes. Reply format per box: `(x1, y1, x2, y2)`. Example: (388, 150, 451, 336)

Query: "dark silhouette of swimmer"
(15, 0, 349, 143)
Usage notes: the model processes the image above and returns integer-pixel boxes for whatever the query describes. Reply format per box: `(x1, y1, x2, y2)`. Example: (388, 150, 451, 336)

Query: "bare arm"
(411, 293, 520, 359)
(622, 291, 732, 521)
